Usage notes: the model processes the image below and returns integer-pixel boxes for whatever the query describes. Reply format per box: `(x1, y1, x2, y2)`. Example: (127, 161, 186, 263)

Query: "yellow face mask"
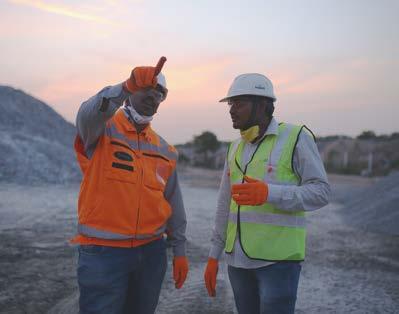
(240, 125, 259, 143)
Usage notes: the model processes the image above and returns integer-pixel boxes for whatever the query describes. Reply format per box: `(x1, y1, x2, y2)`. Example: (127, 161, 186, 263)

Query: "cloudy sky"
(1, 0, 398, 144)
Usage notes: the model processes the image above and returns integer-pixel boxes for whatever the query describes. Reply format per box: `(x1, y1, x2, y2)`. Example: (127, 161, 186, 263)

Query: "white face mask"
(123, 101, 153, 125)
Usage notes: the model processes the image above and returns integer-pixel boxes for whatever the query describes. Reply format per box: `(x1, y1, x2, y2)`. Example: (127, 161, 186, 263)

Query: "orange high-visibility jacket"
(75, 109, 178, 242)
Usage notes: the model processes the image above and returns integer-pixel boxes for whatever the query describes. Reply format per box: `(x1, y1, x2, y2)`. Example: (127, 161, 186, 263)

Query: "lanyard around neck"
(234, 134, 277, 177)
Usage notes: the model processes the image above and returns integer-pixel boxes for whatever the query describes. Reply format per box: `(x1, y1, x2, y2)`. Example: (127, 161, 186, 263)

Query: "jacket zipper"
(134, 133, 143, 239)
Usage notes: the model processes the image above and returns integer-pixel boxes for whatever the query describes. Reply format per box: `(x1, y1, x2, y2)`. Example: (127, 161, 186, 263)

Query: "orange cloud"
(30, 55, 238, 122)
(107, 55, 238, 106)
(270, 58, 384, 98)
(263, 57, 399, 118)
(165, 56, 237, 104)
(8, 0, 115, 25)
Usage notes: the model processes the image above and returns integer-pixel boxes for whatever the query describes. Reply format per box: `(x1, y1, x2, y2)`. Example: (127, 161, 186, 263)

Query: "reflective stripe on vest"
(105, 122, 178, 161)
(225, 123, 307, 261)
(78, 223, 167, 240)
(228, 211, 306, 228)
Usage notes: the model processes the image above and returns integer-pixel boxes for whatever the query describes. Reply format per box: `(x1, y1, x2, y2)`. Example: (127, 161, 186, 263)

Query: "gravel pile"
(0, 86, 81, 184)
(340, 171, 399, 235)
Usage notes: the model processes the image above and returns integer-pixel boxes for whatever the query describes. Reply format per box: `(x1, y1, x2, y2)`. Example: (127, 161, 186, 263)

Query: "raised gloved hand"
(173, 256, 189, 289)
(204, 257, 218, 297)
(231, 175, 268, 205)
(124, 56, 167, 93)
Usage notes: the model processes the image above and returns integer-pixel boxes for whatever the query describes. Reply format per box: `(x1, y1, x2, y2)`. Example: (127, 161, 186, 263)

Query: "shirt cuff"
(209, 244, 224, 260)
(100, 83, 131, 114)
(267, 183, 284, 205)
(173, 242, 186, 257)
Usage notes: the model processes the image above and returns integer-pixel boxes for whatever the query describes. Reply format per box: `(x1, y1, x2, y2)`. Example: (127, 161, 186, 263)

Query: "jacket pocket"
(142, 154, 172, 190)
(105, 141, 138, 184)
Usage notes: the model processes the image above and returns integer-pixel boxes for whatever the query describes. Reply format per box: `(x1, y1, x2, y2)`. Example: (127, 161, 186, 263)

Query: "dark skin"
(228, 96, 271, 142)
(129, 85, 167, 132)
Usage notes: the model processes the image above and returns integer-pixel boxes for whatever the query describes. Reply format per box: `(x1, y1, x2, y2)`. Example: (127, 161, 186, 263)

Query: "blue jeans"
(228, 262, 301, 314)
(77, 238, 167, 314)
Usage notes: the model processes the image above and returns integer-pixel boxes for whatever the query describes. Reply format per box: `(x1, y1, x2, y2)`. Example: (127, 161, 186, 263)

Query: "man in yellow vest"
(74, 57, 189, 314)
(204, 73, 330, 313)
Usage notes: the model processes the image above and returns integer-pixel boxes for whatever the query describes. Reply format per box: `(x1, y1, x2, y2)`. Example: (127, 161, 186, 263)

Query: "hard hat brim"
(219, 93, 276, 103)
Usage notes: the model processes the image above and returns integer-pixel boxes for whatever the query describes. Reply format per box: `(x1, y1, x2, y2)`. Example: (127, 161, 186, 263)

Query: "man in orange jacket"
(73, 57, 189, 314)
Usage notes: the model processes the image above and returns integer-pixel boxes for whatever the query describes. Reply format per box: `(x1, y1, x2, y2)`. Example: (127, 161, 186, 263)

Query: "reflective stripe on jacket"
(225, 123, 307, 261)
(75, 109, 178, 240)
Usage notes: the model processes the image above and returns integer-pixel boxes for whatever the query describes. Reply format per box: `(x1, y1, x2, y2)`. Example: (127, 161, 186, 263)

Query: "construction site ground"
(0, 170, 398, 313)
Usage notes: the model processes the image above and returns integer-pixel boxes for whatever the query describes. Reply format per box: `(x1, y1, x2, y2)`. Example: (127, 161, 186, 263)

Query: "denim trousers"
(77, 238, 167, 314)
(228, 262, 302, 314)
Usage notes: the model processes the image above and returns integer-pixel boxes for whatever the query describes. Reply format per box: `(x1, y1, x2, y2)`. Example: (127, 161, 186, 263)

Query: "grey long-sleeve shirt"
(209, 118, 330, 268)
(76, 83, 187, 256)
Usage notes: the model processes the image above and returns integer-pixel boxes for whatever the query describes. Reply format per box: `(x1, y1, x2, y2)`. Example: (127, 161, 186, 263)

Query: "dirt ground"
(0, 170, 398, 313)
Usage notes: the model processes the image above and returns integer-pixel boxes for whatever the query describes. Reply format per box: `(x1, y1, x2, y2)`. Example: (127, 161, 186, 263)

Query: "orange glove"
(204, 257, 218, 297)
(124, 56, 167, 93)
(231, 176, 268, 205)
(173, 256, 189, 289)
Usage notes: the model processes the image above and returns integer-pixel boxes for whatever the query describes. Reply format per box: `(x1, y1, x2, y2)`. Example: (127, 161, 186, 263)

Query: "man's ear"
(254, 101, 266, 120)
(264, 102, 275, 118)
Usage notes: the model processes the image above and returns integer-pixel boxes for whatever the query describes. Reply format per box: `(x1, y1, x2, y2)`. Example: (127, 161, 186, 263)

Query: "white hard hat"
(157, 72, 167, 90)
(219, 73, 276, 102)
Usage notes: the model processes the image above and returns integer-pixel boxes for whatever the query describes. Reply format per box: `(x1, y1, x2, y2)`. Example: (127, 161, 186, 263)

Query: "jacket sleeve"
(76, 83, 130, 156)
(267, 129, 331, 211)
(208, 160, 231, 260)
(164, 169, 187, 257)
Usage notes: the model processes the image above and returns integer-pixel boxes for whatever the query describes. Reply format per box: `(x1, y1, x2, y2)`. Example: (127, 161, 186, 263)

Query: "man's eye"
(154, 92, 162, 99)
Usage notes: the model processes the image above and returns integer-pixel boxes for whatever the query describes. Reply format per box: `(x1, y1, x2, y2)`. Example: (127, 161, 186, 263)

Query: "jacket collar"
(114, 109, 152, 138)
(265, 117, 278, 136)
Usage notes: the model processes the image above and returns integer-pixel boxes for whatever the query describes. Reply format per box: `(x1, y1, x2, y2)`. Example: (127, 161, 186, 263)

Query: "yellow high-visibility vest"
(226, 123, 308, 261)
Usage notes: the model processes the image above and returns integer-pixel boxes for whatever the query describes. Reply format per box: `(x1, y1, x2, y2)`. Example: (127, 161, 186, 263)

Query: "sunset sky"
(1, 0, 398, 144)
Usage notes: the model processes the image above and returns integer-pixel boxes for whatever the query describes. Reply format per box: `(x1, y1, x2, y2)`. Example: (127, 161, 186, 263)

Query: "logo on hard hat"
(255, 85, 265, 90)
